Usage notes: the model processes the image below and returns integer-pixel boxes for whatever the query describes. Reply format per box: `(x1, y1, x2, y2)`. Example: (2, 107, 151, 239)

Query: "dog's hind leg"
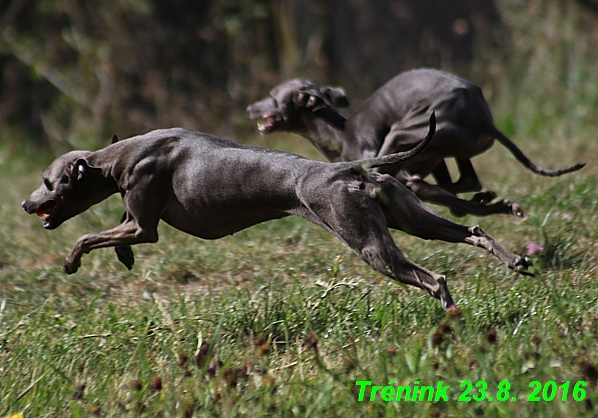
(373, 173, 532, 275)
(357, 230, 456, 311)
(400, 173, 523, 217)
(319, 182, 456, 310)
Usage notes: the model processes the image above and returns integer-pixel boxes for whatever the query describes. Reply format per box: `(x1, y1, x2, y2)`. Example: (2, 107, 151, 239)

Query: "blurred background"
(0, 0, 597, 155)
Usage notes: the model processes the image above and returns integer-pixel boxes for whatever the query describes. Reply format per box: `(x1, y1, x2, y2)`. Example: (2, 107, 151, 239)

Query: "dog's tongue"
(35, 201, 56, 218)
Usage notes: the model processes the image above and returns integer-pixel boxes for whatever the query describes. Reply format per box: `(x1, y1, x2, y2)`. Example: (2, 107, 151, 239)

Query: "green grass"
(1, 123, 597, 417)
(2, 0, 598, 414)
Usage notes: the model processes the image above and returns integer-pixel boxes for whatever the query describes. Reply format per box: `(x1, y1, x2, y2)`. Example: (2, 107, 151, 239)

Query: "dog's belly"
(161, 206, 288, 239)
(433, 132, 495, 158)
(399, 156, 445, 178)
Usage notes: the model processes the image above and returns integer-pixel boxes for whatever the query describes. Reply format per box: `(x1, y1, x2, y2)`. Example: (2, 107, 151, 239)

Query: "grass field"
(0, 116, 596, 417)
(2, 1, 598, 415)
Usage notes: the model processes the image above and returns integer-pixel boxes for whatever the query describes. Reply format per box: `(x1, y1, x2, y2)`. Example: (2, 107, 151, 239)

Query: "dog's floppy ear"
(294, 87, 330, 112)
(321, 86, 349, 108)
(69, 158, 102, 181)
(294, 86, 346, 130)
(295, 85, 349, 111)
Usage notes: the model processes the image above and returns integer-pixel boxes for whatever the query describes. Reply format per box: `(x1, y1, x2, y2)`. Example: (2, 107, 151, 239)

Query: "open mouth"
(35, 200, 58, 228)
(256, 113, 280, 134)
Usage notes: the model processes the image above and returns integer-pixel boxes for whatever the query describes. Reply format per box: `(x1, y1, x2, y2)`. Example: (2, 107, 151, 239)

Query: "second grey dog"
(22, 117, 532, 311)
(247, 69, 585, 217)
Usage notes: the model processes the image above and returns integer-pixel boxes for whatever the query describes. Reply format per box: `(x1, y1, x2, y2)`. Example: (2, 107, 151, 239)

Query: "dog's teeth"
(257, 116, 276, 132)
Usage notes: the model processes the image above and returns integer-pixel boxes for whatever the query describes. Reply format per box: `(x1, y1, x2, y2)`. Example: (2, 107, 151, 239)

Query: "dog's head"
(22, 151, 106, 230)
(246, 79, 349, 134)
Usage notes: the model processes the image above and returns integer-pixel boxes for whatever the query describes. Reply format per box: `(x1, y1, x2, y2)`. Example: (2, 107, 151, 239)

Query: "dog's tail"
(354, 112, 436, 169)
(491, 126, 585, 177)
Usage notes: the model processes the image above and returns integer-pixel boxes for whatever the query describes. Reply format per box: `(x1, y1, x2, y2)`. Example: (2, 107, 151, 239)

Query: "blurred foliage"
(0, 0, 597, 154)
(489, 0, 598, 141)
(0, 0, 281, 151)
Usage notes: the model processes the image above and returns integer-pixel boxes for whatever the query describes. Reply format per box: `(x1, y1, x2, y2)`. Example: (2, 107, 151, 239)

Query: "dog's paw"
(506, 200, 525, 217)
(115, 246, 135, 270)
(435, 276, 457, 312)
(514, 255, 534, 277)
(63, 258, 81, 275)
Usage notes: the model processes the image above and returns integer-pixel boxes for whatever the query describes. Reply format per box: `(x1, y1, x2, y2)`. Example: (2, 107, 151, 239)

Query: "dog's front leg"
(64, 220, 158, 274)
(114, 211, 135, 270)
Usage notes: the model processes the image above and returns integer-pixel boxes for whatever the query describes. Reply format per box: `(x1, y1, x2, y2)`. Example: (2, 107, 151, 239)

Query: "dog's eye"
(44, 179, 53, 191)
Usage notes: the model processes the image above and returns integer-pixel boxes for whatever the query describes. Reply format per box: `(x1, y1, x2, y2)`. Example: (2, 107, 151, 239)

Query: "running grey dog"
(22, 116, 532, 311)
(247, 69, 585, 217)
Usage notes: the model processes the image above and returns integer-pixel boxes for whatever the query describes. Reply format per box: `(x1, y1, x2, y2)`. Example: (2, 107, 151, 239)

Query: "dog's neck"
(87, 147, 130, 195)
(297, 110, 349, 163)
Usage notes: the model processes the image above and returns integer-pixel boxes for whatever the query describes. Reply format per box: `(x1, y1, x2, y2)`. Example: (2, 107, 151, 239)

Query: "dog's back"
(90, 129, 320, 238)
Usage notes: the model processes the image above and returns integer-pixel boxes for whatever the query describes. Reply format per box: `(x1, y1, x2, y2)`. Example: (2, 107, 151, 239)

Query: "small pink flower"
(526, 242, 544, 256)
(562, 213, 572, 221)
